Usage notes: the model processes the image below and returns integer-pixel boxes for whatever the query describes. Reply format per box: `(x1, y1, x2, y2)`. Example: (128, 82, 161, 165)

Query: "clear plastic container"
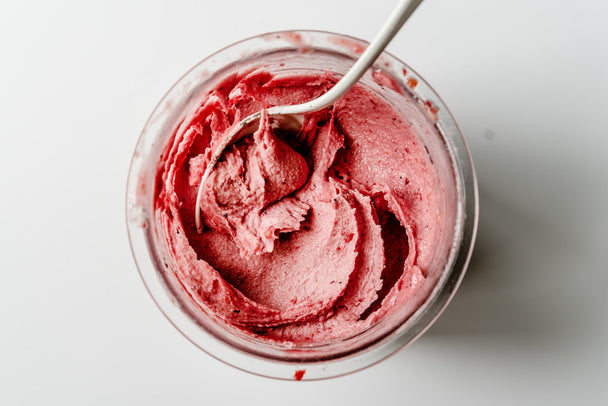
(126, 30, 478, 380)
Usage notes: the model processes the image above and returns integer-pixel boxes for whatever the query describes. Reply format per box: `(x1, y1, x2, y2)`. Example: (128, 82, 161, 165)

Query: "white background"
(1, 0, 607, 404)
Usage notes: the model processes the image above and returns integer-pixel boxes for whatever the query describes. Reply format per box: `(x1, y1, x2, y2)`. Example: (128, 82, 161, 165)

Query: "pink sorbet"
(154, 69, 444, 345)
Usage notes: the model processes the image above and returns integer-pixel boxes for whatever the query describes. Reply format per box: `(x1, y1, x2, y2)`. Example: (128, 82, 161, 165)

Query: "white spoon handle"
(270, 0, 423, 116)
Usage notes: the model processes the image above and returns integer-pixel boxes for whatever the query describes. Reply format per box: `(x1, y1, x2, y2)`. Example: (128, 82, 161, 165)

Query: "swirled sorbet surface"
(155, 69, 444, 345)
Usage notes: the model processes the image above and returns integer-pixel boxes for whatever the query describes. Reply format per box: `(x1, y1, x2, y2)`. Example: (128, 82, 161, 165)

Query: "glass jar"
(126, 30, 478, 380)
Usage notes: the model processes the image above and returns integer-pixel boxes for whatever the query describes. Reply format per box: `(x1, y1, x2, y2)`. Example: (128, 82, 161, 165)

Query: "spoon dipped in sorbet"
(195, 0, 424, 233)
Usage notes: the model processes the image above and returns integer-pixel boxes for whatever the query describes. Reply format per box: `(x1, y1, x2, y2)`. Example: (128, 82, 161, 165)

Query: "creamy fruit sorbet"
(154, 68, 445, 345)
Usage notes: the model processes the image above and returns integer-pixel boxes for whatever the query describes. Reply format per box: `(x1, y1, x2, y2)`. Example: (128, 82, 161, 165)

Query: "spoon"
(195, 0, 423, 233)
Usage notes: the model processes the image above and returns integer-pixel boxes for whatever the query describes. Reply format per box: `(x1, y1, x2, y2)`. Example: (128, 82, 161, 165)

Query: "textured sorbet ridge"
(154, 69, 444, 346)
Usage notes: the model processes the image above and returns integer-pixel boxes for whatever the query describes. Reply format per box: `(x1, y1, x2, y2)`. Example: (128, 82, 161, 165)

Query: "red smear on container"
(406, 77, 418, 89)
(329, 37, 366, 54)
(294, 369, 306, 381)
(283, 32, 303, 46)
(424, 100, 439, 115)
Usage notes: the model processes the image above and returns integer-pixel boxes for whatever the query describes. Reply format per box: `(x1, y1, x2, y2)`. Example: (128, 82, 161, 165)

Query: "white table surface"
(1, 0, 607, 404)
